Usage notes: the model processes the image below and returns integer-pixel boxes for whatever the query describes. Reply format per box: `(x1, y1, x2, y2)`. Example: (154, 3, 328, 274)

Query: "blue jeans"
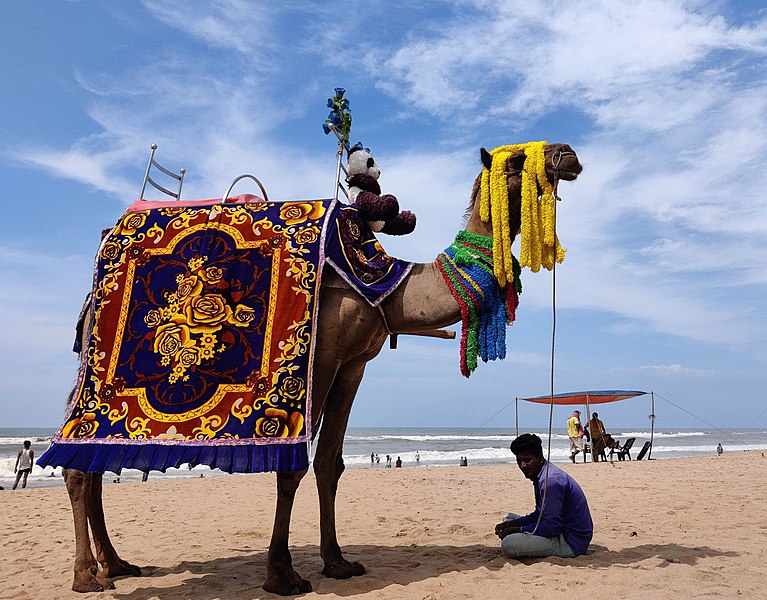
(500, 513, 576, 559)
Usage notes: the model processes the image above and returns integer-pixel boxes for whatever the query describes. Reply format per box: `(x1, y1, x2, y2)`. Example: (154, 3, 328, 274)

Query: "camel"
(61, 143, 582, 595)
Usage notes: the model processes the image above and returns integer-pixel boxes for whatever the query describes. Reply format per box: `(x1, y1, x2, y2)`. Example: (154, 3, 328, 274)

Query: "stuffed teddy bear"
(346, 144, 416, 236)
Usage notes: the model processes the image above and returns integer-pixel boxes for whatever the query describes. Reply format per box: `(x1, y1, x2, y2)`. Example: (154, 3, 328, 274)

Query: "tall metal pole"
(649, 391, 656, 459)
(515, 397, 519, 437)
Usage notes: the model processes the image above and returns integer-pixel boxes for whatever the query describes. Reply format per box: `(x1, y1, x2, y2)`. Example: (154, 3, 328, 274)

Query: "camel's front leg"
(263, 468, 312, 595)
(87, 473, 142, 580)
(63, 469, 110, 592)
(314, 365, 366, 580)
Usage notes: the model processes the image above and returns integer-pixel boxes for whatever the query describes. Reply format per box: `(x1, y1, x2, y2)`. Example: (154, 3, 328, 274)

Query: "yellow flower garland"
(479, 141, 565, 286)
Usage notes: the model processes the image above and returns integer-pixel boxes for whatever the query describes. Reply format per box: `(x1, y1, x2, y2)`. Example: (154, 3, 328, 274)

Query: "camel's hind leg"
(314, 362, 366, 580)
(263, 468, 312, 595)
(87, 473, 141, 579)
(63, 469, 112, 592)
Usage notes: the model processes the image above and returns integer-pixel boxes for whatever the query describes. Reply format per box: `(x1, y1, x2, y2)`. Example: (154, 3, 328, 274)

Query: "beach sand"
(1, 451, 765, 599)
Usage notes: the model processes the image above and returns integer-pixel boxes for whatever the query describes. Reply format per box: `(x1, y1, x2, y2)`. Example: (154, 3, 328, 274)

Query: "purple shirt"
(513, 460, 593, 556)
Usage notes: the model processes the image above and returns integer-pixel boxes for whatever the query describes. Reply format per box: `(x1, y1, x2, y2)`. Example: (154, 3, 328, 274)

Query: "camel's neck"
(383, 180, 513, 333)
(382, 260, 462, 333)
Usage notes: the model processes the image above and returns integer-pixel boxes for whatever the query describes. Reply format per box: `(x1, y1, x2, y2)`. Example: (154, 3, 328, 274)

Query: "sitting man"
(495, 433, 593, 559)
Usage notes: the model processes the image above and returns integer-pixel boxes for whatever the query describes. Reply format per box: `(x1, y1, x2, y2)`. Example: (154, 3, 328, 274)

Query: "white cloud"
(638, 363, 711, 377)
(141, 0, 277, 58)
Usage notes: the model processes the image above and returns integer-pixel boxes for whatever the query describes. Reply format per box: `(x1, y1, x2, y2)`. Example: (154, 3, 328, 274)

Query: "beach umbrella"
(515, 390, 655, 459)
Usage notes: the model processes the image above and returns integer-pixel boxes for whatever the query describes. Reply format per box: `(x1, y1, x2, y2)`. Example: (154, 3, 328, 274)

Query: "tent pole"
(585, 393, 591, 462)
(649, 391, 656, 459)
(515, 397, 519, 437)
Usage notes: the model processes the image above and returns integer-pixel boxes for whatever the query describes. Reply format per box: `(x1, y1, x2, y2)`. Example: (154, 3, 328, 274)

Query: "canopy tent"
(515, 389, 655, 459)
(520, 390, 648, 405)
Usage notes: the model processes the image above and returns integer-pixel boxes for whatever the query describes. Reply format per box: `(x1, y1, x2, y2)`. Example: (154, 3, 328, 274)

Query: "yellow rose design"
(182, 294, 233, 333)
(100, 240, 122, 260)
(281, 376, 305, 402)
(294, 224, 320, 245)
(254, 408, 304, 438)
(177, 346, 200, 368)
(228, 304, 257, 327)
(119, 212, 147, 236)
(153, 322, 192, 357)
(346, 219, 361, 240)
(62, 413, 99, 439)
(144, 309, 162, 328)
(279, 202, 325, 226)
(196, 266, 224, 285)
(176, 275, 203, 301)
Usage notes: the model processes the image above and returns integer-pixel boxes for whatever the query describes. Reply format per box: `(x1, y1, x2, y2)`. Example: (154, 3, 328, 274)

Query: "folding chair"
(610, 437, 636, 461)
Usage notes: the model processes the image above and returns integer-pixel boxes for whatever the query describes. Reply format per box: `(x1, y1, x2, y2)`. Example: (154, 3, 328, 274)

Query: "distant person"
(495, 433, 593, 559)
(415, 451, 420, 464)
(566, 410, 584, 463)
(717, 443, 723, 456)
(588, 412, 607, 462)
(13, 440, 34, 490)
(385, 454, 392, 469)
(375, 453, 380, 464)
(142, 472, 149, 482)
(371, 452, 375, 465)
(395, 456, 402, 468)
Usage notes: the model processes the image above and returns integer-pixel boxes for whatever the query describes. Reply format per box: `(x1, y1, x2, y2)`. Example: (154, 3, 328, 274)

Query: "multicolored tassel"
(436, 230, 521, 377)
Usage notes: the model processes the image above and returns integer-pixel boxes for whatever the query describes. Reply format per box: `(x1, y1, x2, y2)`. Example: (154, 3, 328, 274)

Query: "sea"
(2, 426, 766, 489)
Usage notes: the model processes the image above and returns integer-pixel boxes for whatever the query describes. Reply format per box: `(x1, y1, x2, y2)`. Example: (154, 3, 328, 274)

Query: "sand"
(1, 451, 765, 599)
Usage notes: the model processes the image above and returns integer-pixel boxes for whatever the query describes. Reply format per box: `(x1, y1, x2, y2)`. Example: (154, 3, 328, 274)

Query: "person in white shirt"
(13, 440, 34, 490)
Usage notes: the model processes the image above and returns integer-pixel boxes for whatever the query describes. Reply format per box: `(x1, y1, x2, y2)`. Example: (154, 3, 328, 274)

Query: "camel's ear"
(480, 147, 493, 171)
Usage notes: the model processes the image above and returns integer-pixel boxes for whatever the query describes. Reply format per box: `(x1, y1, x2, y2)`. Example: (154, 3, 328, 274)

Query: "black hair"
(509, 433, 543, 457)
(23, 440, 31, 448)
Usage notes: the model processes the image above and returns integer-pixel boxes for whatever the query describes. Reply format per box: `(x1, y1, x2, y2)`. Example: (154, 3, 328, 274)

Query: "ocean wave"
(341, 445, 574, 466)
(650, 443, 767, 453)
(0, 458, 217, 482)
(615, 431, 707, 438)
(0, 437, 52, 446)
(345, 433, 569, 442)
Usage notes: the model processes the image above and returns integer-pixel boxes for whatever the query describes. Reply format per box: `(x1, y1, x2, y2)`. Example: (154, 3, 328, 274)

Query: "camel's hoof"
(72, 577, 106, 593)
(107, 560, 141, 577)
(322, 559, 365, 579)
(263, 575, 312, 596)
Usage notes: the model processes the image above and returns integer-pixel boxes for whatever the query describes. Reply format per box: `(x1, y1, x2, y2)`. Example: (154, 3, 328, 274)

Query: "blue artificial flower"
(329, 113, 342, 127)
(340, 98, 350, 110)
(327, 98, 335, 108)
(322, 123, 331, 135)
(334, 87, 345, 97)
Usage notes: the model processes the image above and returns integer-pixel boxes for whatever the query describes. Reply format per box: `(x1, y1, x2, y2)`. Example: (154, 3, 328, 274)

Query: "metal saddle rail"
(221, 174, 270, 204)
(139, 144, 186, 201)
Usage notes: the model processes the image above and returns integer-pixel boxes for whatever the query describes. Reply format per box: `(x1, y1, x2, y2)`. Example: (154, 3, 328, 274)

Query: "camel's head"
(480, 143, 582, 202)
(470, 141, 582, 284)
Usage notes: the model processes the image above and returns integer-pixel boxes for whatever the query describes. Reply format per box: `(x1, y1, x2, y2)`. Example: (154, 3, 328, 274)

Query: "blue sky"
(2, 1, 766, 430)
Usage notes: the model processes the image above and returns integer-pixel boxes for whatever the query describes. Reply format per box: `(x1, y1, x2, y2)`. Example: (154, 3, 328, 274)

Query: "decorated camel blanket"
(39, 198, 412, 475)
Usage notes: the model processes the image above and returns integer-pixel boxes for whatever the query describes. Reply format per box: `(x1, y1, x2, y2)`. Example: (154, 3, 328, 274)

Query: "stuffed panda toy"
(346, 144, 416, 236)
